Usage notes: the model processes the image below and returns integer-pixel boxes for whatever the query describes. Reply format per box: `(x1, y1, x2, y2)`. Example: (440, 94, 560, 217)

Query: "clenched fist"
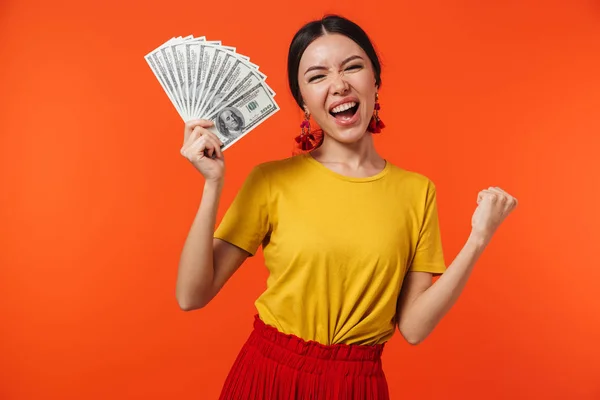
(471, 186, 518, 244)
(180, 119, 225, 183)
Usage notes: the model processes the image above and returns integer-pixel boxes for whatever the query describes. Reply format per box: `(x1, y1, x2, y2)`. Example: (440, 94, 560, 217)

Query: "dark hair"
(287, 14, 382, 109)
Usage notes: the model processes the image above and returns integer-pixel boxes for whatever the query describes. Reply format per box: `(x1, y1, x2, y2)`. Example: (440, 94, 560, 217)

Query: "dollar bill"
(147, 36, 211, 120)
(171, 36, 215, 117)
(170, 43, 191, 117)
(146, 35, 279, 149)
(195, 46, 229, 116)
(199, 52, 268, 117)
(206, 80, 279, 150)
(159, 46, 187, 119)
(145, 36, 201, 119)
(145, 39, 187, 120)
(174, 36, 207, 116)
(184, 42, 199, 119)
(148, 36, 258, 121)
(184, 39, 212, 117)
(204, 67, 272, 117)
(191, 44, 217, 118)
(145, 54, 186, 121)
(185, 41, 240, 117)
(197, 52, 237, 117)
(202, 59, 271, 117)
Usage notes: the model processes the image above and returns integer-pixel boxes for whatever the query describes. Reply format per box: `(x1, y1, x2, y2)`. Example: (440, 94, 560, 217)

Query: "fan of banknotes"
(144, 35, 280, 150)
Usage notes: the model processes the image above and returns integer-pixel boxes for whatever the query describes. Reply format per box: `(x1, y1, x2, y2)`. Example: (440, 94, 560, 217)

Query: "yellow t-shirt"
(214, 153, 446, 346)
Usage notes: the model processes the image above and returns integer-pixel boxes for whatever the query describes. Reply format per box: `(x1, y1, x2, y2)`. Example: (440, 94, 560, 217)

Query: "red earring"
(294, 110, 318, 152)
(368, 93, 385, 133)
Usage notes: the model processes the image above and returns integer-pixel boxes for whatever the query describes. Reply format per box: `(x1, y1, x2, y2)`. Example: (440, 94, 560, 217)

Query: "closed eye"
(307, 64, 363, 83)
(345, 64, 363, 71)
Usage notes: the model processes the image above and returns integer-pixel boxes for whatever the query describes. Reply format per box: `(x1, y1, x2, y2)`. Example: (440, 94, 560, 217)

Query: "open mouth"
(329, 101, 360, 122)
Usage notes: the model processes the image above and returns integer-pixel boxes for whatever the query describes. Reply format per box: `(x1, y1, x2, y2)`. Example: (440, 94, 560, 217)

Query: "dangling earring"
(368, 92, 385, 134)
(294, 109, 317, 151)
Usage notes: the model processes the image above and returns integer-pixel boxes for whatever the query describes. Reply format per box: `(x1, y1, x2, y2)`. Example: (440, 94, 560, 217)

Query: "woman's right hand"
(180, 119, 225, 183)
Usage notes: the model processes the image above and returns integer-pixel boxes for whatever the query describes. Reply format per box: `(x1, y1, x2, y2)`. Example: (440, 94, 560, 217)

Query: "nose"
(330, 73, 350, 95)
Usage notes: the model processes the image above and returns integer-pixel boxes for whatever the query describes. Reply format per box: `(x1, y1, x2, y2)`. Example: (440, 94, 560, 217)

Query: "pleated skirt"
(218, 314, 390, 399)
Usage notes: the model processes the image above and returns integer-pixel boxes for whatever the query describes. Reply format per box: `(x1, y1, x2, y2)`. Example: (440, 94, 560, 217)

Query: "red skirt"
(218, 315, 390, 399)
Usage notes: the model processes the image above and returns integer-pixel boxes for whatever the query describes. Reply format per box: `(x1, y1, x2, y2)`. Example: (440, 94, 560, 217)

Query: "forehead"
(299, 33, 368, 70)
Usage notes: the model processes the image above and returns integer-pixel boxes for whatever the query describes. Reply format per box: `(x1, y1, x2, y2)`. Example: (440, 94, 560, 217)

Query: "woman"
(176, 15, 518, 399)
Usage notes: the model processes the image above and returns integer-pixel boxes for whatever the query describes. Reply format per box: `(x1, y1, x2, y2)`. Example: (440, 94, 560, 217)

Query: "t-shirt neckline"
(302, 152, 391, 183)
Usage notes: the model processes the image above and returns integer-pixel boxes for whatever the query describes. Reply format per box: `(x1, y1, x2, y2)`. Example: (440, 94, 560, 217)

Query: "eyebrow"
(304, 55, 364, 75)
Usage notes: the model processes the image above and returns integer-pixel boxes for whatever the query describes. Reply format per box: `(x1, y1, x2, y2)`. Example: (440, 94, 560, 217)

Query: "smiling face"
(298, 33, 378, 144)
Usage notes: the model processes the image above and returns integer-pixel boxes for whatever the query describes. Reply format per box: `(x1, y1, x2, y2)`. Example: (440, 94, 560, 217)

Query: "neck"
(313, 133, 379, 165)
(310, 132, 385, 172)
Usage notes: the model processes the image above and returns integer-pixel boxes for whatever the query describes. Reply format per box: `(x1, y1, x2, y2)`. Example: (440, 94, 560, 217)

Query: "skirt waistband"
(250, 314, 385, 364)
(218, 315, 390, 398)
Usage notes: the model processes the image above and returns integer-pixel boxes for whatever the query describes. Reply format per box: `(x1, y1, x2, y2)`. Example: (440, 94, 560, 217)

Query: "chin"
(327, 124, 369, 144)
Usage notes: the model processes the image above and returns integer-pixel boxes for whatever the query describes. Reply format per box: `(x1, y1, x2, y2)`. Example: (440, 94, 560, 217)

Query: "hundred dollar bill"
(148, 37, 192, 116)
(159, 45, 188, 119)
(145, 54, 186, 121)
(145, 34, 281, 152)
(170, 36, 213, 118)
(167, 37, 247, 121)
(195, 46, 229, 117)
(191, 44, 219, 118)
(171, 36, 210, 117)
(186, 41, 240, 116)
(199, 53, 267, 117)
(145, 39, 187, 120)
(206, 81, 280, 150)
(203, 67, 272, 117)
(183, 39, 222, 119)
(192, 43, 244, 116)
(202, 59, 271, 117)
(170, 43, 191, 118)
(197, 52, 237, 117)
(184, 42, 200, 119)
(146, 36, 233, 121)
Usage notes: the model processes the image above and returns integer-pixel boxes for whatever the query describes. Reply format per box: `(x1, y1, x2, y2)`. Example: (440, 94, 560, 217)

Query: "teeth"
(331, 101, 356, 114)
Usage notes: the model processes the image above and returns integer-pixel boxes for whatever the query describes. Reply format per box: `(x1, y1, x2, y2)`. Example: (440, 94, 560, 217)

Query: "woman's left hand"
(471, 186, 518, 245)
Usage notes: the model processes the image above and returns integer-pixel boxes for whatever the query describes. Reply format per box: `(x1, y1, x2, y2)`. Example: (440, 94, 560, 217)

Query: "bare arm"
(175, 180, 249, 311)
(396, 235, 486, 345)
(175, 119, 249, 311)
(396, 186, 518, 345)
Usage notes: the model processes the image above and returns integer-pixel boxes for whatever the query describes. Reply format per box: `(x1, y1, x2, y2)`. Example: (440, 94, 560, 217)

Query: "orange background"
(1, 0, 599, 398)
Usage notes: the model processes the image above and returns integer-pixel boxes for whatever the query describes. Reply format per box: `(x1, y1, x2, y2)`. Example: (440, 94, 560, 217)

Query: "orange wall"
(1, 0, 599, 399)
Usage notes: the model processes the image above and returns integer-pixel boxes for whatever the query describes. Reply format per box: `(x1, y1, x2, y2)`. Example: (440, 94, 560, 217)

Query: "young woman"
(176, 15, 518, 400)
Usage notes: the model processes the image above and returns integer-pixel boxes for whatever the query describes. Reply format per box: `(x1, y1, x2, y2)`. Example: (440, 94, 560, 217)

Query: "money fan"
(145, 35, 280, 150)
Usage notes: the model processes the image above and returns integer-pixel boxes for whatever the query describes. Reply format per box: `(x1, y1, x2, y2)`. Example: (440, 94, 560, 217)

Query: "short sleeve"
(409, 181, 447, 275)
(214, 165, 271, 256)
